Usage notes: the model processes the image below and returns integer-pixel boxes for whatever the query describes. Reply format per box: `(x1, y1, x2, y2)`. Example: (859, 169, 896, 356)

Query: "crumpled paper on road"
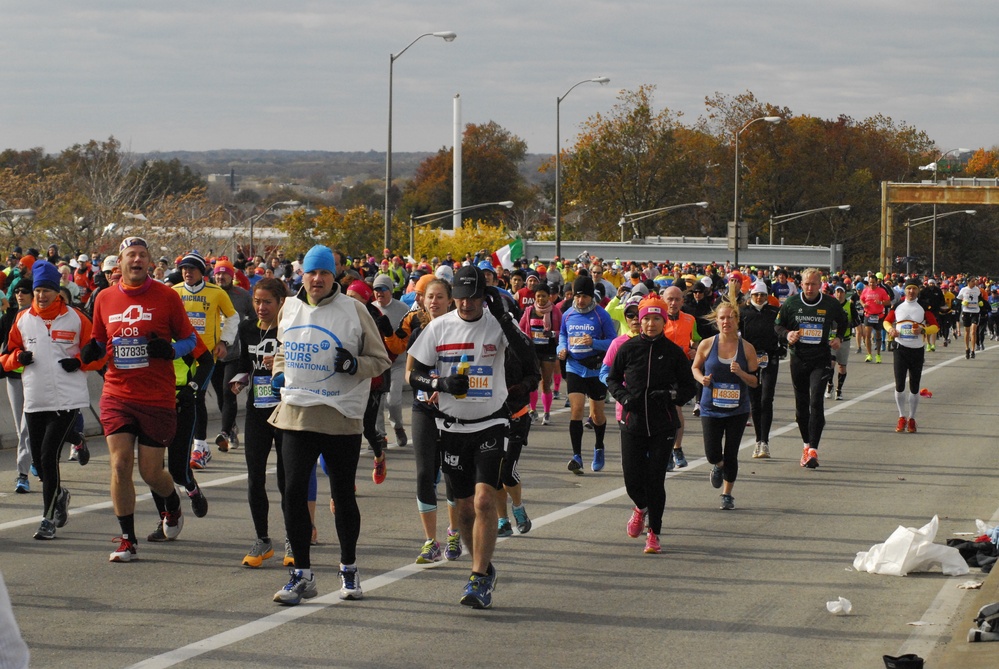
(853, 516, 969, 576)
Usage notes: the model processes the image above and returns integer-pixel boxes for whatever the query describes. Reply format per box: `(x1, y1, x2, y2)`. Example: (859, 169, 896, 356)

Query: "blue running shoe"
(567, 454, 584, 475)
(273, 569, 317, 605)
(673, 448, 688, 468)
(497, 518, 513, 537)
(460, 564, 496, 609)
(591, 448, 605, 472)
(14, 475, 29, 494)
(512, 505, 532, 534)
(30, 463, 38, 478)
(445, 529, 462, 561)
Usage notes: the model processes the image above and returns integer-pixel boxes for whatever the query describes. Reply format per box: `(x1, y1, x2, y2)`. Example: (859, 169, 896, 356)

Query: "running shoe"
(673, 448, 688, 468)
(54, 487, 71, 528)
(627, 507, 647, 538)
(865, 354, 872, 362)
(752, 442, 763, 458)
(416, 539, 442, 564)
(591, 447, 605, 472)
(460, 564, 496, 609)
(372, 455, 387, 484)
(644, 530, 661, 554)
(339, 566, 363, 600)
(824, 387, 831, 399)
(230, 425, 240, 450)
(567, 453, 584, 475)
(720, 494, 735, 510)
(943, 338, 949, 347)
(69, 444, 79, 461)
(274, 569, 317, 605)
(215, 432, 230, 453)
(836, 390, 843, 401)
(966, 349, 971, 359)
(692, 404, 701, 417)
(395, 428, 408, 448)
(14, 474, 29, 494)
(445, 529, 462, 561)
(875, 353, 881, 363)
(584, 416, 594, 430)
(895, 416, 907, 433)
(758, 442, 770, 459)
(907, 418, 917, 433)
(529, 410, 539, 423)
(541, 412, 551, 425)
(283, 538, 295, 566)
(243, 538, 275, 568)
(188, 485, 208, 518)
(190, 449, 210, 470)
(147, 519, 169, 542)
(74, 438, 91, 466)
(564, 398, 571, 408)
(34, 518, 56, 540)
(497, 518, 513, 537)
(710, 465, 723, 489)
(513, 505, 532, 534)
(553, 390, 561, 400)
(30, 463, 38, 478)
(110, 536, 137, 562)
(803, 448, 819, 469)
(163, 508, 184, 539)
(799, 446, 810, 467)
(972, 350, 976, 359)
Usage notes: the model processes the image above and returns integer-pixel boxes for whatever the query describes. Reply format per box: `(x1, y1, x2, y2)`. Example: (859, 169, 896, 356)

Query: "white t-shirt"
(408, 309, 509, 433)
(957, 285, 982, 313)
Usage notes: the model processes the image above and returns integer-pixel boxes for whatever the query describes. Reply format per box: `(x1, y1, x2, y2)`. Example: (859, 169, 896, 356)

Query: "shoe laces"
(284, 569, 305, 590)
(341, 568, 358, 590)
(113, 536, 135, 552)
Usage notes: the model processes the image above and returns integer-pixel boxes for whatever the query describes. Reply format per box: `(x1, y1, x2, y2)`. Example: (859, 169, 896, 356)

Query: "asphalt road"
(2, 338, 997, 669)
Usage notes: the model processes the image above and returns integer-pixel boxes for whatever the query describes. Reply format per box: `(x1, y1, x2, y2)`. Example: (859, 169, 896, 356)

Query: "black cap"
(453, 265, 486, 299)
(573, 276, 595, 298)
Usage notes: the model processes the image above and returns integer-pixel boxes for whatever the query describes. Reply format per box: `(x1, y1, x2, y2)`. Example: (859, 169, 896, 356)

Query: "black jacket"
(739, 302, 781, 356)
(606, 333, 696, 437)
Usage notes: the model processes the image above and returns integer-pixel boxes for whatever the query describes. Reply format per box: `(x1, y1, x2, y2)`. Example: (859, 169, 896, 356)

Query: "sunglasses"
(625, 311, 640, 320)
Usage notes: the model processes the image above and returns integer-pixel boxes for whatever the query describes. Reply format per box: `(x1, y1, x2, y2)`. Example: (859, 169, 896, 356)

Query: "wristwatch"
(187, 381, 199, 391)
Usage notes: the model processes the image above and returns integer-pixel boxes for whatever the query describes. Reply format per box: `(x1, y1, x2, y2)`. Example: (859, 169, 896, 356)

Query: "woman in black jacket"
(739, 281, 781, 459)
(606, 294, 696, 555)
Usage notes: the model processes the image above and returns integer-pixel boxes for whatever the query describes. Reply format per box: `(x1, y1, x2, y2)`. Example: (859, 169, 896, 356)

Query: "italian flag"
(492, 238, 524, 270)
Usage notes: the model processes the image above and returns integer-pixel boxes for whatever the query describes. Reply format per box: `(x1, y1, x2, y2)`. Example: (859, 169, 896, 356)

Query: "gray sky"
(1, 1, 995, 157)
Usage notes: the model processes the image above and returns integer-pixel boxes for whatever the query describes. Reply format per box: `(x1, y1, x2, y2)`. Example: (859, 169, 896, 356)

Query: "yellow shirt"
(174, 282, 236, 355)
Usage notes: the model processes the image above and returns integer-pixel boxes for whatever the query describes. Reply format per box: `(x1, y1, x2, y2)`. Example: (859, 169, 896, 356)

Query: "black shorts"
(566, 372, 608, 401)
(962, 312, 979, 328)
(440, 423, 507, 499)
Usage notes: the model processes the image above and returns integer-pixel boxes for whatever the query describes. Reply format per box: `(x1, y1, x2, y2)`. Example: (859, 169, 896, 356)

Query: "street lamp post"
(904, 209, 975, 275)
(409, 200, 513, 258)
(385, 31, 457, 254)
(247, 200, 300, 259)
(618, 201, 709, 242)
(555, 76, 609, 261)
(768, 205, 851, 245)
(732, 116, 781, 267)
(919, 148, 970, 276)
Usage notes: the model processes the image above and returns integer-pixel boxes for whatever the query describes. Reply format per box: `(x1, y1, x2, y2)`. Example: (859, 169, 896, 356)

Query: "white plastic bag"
(826, 597, 852, 614)
(853, 516, 969, 576)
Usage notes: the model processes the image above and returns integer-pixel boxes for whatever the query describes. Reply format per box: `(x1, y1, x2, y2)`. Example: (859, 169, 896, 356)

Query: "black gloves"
(59, 358, 82, 372)
(16, 351, 33, 366)
(176, 385, 196, 408)
(334, 347, 358, 375)
(394, 326, 408, 340)
(81, 338, 105, 364)
(437, 372, 470, 396)
(146, 334, 175, 360)
(484, 286, 509, 322)
(375, 314, 395, 338)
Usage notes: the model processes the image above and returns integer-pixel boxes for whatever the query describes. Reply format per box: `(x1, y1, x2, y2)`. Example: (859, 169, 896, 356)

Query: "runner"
(82, 236, 198, 562)
(957, 276, 983, 359)
(825, 285, 855, 400)
(518, 282, 562, 425)
(739, 280, 781, 458)
(859, 276, 892, 363)
(884, 277, 938, 433)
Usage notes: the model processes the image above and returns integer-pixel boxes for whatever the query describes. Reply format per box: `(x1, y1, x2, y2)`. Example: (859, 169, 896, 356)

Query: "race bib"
(568, 335, 592, 354)
(531, 326, 548, 344)
(711, 382, 741, 409)
(756, 351, 769, 369)
(799, 326, 824, 345)
(186, 311, 207, 333)
(252, 375, 279, 408)
(451, 364, 493, 400)
(866, 314, 880, 325)
(112, 336, 149, 369)
(895, 321, 919, 342)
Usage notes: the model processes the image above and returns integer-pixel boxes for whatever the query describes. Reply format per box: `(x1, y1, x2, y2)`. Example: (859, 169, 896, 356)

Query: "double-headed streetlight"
(618, 202, 709, 242)
(732, 116, 781, 267)
(769, 205, 851, 245)
(919, 148, 970, 276)
(409, 200, 513, 258)
(904, 209, 975, 275)
(247, 200, 300, 259)
(555, 76, 609, 261)
(385, 31, 457, 253)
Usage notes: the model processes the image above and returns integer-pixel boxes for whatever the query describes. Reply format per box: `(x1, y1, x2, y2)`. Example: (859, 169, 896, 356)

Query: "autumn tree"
(965, 148, 999, 178)
(279, 205, 387, 258)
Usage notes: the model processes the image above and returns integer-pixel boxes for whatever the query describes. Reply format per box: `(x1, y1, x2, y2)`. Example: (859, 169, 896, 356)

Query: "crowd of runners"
(1, 240, 994, 611)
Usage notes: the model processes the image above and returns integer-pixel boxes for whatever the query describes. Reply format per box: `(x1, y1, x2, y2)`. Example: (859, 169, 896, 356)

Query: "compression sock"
(908, 391, 919, 418)
(894, 390, 908, 416)
(529, 391, 538, 412)
(837, 371, 846, 392)
(569, 420, 583, 456)
(542, 391, 553, 413)
(593, 421, 607, 449)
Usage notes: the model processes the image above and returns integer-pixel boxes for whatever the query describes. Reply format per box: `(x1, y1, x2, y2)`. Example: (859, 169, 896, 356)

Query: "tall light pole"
(732, 116, 780, 267)
(919, 147, 969, 276)
(409, 200, 513, 258)
(247, 200, 300, 258)
(904, 209, 975, 275)
(769, 205, 850, 245)
(555, 76, 609, 261)
(385, 31, 457, 253)
(618, 201, 709, 242)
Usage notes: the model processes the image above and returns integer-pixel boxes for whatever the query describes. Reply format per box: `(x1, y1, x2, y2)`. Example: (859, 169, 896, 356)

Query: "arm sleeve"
(352, 301, 392, 380)
(220, 308, 240, 346)
(190, 348, 215, 389)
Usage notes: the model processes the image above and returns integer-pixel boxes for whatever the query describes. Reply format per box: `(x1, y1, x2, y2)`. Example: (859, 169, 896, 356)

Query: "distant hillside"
(139, 149, 552, 187)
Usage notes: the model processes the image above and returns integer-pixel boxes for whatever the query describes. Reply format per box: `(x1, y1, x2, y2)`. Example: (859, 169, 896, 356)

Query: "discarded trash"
(968, 603, 999, 641)
(853, 515, 970, 576)
(883, 653, 924, 668)
(918, 388, 932, 398)
(906, 621, 932, 626)
(825, 596, 852, 614)
(958, 581, 984, 590)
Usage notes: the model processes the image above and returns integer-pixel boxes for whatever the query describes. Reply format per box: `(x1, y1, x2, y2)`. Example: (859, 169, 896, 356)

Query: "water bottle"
(454, 354, 469, 399)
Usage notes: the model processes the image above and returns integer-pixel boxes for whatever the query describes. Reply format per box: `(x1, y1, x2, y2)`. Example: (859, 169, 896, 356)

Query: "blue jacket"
(557, 304, 617, 378)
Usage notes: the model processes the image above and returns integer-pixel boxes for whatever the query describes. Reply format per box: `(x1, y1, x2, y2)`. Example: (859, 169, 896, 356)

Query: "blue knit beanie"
(32, 260, 61, 291)
(302, 245, 336, 274)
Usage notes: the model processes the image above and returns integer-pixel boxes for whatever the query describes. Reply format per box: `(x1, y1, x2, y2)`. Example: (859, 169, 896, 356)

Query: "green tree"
(279, 205, 387, 258)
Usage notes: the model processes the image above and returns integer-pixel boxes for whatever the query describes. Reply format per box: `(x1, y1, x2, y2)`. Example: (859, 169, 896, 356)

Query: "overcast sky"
(1, 1, 995, 158)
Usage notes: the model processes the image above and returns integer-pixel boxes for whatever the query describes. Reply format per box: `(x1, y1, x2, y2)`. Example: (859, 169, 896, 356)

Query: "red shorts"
(100, 394, 177, 448)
